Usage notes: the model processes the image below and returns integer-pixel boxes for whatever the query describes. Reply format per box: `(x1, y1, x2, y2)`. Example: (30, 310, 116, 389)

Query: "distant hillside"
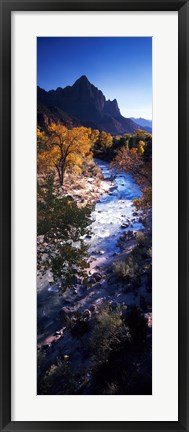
(37, 102, 81, 130)
(130, 117, 152, 133)
(37, 76, 150, 135)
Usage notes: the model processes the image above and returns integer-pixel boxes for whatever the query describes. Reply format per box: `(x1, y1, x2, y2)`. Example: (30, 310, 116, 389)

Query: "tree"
(37, 175, 92, 290)
(93, 131, 113, 160)
(137, 140, 145, 155)
(37, 123, 93, 186)
(112, 147, 151, 188)
(94, 131, 112, 151)
(111, 134, 152, 211)
(134, 188, 152, 210)
(99, 131, 113, 148)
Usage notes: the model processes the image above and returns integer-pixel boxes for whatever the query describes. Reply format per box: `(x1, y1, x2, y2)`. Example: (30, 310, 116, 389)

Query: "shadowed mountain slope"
(38, 76, 149, 135)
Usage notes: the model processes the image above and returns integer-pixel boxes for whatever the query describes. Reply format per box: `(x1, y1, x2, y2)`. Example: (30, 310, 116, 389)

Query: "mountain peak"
(37, 78, 150, 135)
(74, 75, 90, 85)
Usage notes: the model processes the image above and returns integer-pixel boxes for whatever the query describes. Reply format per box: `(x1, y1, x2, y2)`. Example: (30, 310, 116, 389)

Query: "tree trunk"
(59, 161, 64, 186)
(60, 169, 64, 186)
(55, 158, 64, 186)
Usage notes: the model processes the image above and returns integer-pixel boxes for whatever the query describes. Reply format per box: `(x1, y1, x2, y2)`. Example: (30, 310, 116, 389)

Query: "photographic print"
(37, 37, 152, 395)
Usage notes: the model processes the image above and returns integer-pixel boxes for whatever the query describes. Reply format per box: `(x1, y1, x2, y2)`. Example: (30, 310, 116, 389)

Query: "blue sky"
(37, 37, 152, 119)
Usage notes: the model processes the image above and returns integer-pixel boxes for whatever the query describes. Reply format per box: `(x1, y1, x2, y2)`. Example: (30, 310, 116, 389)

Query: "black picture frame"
(0, 0, 188, 431)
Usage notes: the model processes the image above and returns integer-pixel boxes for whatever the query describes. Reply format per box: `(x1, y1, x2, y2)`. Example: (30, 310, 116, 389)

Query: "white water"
(86, 159, 143, 262)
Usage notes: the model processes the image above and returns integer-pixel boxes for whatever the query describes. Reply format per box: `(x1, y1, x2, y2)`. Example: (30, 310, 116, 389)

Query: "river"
(39, 159, 143, 293)
(85, 159, 143, 265)
(37, 159, 144, 342)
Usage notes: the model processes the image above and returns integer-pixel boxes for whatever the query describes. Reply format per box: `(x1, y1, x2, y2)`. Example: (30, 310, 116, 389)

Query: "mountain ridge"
(130, 117, 152, 132)
(37, 76, 151, 135)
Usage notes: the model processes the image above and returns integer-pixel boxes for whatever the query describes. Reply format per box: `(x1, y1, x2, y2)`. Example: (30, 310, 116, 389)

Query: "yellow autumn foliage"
(37, 123, 95, 185)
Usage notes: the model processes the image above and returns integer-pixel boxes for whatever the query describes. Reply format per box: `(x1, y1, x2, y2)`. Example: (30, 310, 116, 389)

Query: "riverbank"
(58, 159, 114, 207)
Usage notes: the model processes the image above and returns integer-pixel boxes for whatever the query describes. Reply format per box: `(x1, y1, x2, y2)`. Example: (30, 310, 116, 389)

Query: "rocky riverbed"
(37, 159, 152, 394)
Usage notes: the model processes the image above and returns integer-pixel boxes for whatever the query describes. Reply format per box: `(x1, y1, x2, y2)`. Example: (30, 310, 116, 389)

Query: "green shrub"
(136, 231, 146, 247)
(89, 305, 127, 364)
(38, 357, 75, 395)
(113, 255, 139, 279)
(112, 260, 130, 278)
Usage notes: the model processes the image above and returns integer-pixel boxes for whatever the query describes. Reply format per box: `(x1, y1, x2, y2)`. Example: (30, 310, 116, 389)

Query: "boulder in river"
(54, 328, 65, 336)
(92, 272, 102, 282)
(121, 223, 129, 229)
(89, 304, 97, 313)
(64, 355, 69, 361)
(119, 234, 125, 242)
(83, 309, 92, 320)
